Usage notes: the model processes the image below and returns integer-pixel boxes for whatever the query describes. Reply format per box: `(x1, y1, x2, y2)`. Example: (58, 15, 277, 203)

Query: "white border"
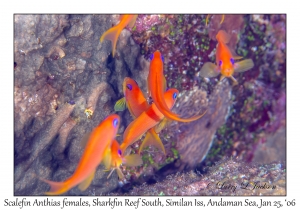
(2, 0, 296, 209)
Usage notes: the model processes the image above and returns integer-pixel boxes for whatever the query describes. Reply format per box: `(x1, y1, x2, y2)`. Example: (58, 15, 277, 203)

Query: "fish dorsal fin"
(139, 128, 166, 155)
(114, 97, 126, 112)
(102, 147, 112, 170)
(128, 15, 138, 28)
(80, 133, 91, 148)
(155, 118, 170, 133)
(234, 59, 254, 73)
(78, 170, 95, 191)
(232, 55, 244, 60)
(199, 62, 220, 78)
(163, 75, 167, 92)
(228, 47, 243, 60)
(123, 154, 143, 166)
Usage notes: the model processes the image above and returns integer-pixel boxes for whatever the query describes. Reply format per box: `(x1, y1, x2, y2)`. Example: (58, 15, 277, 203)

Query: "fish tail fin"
(139, 128, 166, 155)
(127, 15, 138, 28)
(216, 30, 231, 44)
(220, 15, 225, 25)
(205, 14, 212, 26)
(39, 177, 70, 195)
(100, 25, 123, 57)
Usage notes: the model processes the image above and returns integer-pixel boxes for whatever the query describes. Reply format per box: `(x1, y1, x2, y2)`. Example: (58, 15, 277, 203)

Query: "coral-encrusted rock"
(108, 158, 286, 196)
(14, 14, 145, 195)
(162, 80, 231, 172)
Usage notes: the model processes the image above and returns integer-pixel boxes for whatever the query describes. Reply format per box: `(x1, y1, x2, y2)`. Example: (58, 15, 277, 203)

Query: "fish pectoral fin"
(102, 147, 112, 170)
(114, 97, 126, 112)
(78, 170, 95, 191)
(139, 128, 166, 155)
(155, 118, 170, 133)
(234, 59, 254, 73)
(123, 154, 143, 167)
(128, 15, 138, 28)
(199, 62, 220, 78)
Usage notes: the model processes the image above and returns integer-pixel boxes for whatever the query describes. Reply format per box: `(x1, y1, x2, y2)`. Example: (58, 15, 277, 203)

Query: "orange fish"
(120, 88, 179, 154)
(100, 14, 138, 57)
(199, 30, 254, 85)
(103, 139, 143, 180)
(148, 50, 206, 122)
(40, 114, 120, 195)
(114, 77, 169, 154)
(114, 77, 149, 117)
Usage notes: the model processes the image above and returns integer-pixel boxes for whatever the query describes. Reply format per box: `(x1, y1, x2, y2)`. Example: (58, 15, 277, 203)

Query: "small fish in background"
(100, 14, 138, 57)
(199, 30, 254, 85)
(114, 77, 169, 155)
(148, 50, 207, 122)
(120, 88, 179, 154)
(39, 114, 120, 195)
(102, 139, 143, 180)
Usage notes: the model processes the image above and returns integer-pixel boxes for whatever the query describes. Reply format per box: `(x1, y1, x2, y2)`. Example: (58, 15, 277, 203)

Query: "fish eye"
(230, 58, 234, 65)
(219, 60, 223, 66)
(150, 53, 154, 61)
(173, 92, 177, 99)
(126, 84, 132, 91)
(113, 119, 119, 127)
(118, 149, 122, 156)
(161, 55, 164, 62)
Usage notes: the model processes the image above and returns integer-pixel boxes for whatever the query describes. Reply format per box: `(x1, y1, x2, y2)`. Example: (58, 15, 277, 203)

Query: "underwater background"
(14, 14, 286, 195)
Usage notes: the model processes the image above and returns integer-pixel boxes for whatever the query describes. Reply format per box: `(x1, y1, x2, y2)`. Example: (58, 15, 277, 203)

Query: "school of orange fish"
(40, 15, 254, 195)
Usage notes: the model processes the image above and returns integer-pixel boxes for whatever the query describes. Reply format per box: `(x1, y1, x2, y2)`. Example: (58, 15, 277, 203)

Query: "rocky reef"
(108, 158, 286, 196)
(14, 14, 286, 195)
